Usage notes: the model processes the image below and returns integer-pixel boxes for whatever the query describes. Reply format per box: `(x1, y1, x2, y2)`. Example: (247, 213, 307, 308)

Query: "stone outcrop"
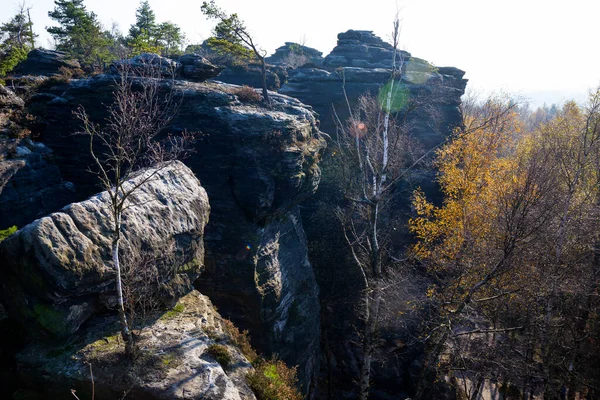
(0, 161, 209, 337)
(214, 63, 287, 91)
(26, 75, 325, 391)
(266, 43, 324, 66)
(16, 290, 257, 400)
(0, 85, 24, 109)
(280, 30, 467, 142)
(0, 138, 76, 229)
(111, 52, 181, 77)
(111, 53, 224, 81)
(180, 54, 225, 81)
(12, 49, 80, 76)
(323, 30, 408, 69)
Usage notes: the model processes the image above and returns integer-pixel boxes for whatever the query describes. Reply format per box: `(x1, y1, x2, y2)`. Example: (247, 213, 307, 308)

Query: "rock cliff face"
(26, 75, 325, 391)
(0, 138, 76, 229)
(280, 30, 467, 141)
(0, 161, 209, 337)
(277, 30, 467, 398)
(16, 290, 257, 400)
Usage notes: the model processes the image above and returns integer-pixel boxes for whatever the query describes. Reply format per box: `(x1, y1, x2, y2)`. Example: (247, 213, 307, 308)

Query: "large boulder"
(26, 76, 325, 392)
(0, 161, 209, 337)
(214, 63, 286, 91)
(266, 42, 324, 67)
(180, 54, 225, 81)
(16, 290, 257, 400)
(110, 52, 181, 77)
(0, 85, 24, 109)
(12, 49, 80, 76)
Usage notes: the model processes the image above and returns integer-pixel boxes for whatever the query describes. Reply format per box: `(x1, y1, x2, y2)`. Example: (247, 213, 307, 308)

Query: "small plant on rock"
(246, 358, 302, 400)
(206, 344, 232, 368)
(233, 85, 261, 103)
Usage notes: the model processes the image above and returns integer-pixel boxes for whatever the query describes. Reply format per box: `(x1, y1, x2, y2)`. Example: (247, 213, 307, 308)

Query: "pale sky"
(2, 0, 599, 106)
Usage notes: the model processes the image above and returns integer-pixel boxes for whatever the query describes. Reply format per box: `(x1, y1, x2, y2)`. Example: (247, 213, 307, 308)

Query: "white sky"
(2, 0, 599, 106)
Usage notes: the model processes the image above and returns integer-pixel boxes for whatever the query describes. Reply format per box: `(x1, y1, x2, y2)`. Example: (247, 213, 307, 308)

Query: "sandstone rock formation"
(0, 85, 24, 110)
(16, 291, 257, 400)
(111, 52, 181, 77)
(214, 63, 286, 91)
(266, 42, 324, 66)
(0, 138, 76, 229)
(12, 49, 80, 76)
(277, 30, 468, 399)
(0, 161, 209, 337)
(180, 54, 225, 81)
(280, 30, 467, 142)
(26, 75, 325, 391)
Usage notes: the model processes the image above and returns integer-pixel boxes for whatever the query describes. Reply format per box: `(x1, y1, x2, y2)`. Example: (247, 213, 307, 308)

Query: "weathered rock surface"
(266, 42, 324, 66)
(214, 63, 286, 91)
(280, 30, 467, 141)
(180, 54, 224, 81)
(110, 52, 181, 77)
(12, 49, 80, 76)
(0, 161, 209, 337)
(0, 138, 76, 229)
(27, 75, 325, 391)
(16, 290, 257, 400)
(323, 30, 409, 69)
(0, 85, 24, 109)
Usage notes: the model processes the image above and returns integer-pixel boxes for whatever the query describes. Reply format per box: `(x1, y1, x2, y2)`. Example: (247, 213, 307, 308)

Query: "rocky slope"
(16, 290, 257, 400)
(0, 161, 209, 337)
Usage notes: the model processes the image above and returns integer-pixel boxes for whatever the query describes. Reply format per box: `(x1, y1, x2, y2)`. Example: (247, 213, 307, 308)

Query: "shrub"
(206, 344, 232, 368)
(246, 358, 302, 400)
(0, 226, 17, 242)
(222, 319, 257, 362)
(58, 66, 85, 79)
(7, 123, 31, 139)
(35, 73, 71, 91)
(233, 85, 261, 103)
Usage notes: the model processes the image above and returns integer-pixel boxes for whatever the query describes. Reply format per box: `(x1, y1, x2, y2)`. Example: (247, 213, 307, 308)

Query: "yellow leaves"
(409, 108, 524, 276)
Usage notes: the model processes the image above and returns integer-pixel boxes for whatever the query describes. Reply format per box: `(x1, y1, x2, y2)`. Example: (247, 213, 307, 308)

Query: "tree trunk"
(113, 215, 134, 355)
(260, 57, 270, 106)
(359, 283, 382, 400)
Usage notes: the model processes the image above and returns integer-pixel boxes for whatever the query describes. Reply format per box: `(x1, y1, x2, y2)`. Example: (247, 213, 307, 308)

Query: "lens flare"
(350, 121, 368, 138)
(245, 245, 252, 251)
(378, 80, 410, 113)
(404, 58, 437, 85)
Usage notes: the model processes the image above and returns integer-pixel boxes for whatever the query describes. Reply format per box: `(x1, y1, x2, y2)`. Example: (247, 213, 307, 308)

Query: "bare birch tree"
(76, 63, 193, 355)
(333, 15, 426, 399)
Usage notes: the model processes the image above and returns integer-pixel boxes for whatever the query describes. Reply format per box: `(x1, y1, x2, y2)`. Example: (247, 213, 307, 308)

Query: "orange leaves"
(409, 104, 524, 278)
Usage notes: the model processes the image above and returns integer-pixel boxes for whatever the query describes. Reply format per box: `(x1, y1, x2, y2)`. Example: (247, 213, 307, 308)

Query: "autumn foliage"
(410, 93, 600, 398)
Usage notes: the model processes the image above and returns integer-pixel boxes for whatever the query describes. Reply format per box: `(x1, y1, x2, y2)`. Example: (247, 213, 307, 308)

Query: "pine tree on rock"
(46, 0, 109, 68)
(0, 3, 37, 76)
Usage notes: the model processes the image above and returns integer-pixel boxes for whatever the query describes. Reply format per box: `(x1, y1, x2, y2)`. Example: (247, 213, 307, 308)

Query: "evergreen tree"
(156, 21, 185, 57)
(47, 0, 110, 68)
(127, 1, 159, 54)
(0, 4, 37, 76)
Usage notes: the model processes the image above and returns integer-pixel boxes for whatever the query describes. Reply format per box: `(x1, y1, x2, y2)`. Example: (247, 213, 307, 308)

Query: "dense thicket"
(411, 92, 600, 398)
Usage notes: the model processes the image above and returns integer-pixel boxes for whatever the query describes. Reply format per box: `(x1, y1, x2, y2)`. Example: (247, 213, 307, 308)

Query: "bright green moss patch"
(160, 302, 185, 320)
(0, 225, 17, 242)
